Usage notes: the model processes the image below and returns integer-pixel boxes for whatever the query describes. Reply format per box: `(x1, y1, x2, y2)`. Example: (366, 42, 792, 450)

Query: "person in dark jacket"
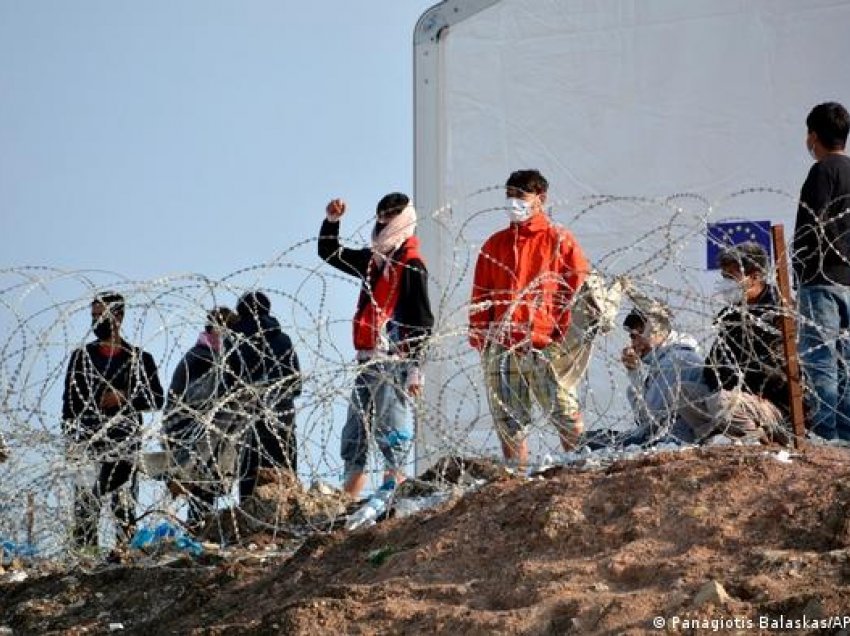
(703, 243, 790, 442)
(226, 291, 301, 500)
(792, 101, 850, 440)
(319, 193, 434, 498)
(62, 292, 164, 548)
(162, 306, 237, 533)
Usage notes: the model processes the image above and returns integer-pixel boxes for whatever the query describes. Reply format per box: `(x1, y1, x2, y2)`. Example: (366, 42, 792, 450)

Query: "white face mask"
(506, 197, 533, 224)
(713, 277, 745, 304)
(807, 142, 818, 161)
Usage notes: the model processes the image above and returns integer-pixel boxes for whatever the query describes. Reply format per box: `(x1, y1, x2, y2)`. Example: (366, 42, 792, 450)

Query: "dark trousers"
(239, 407, 296, 500)
(164, 429, 222, 535)
(185, 488, 216, 534)
(73, 459, 137, 548)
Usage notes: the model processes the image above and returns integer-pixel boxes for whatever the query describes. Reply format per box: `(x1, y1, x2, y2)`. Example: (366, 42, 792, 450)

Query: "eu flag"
(706, 220, 772, 270)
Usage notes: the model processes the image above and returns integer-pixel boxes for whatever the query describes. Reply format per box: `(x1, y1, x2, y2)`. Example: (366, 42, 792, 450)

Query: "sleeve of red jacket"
(554, 230, 590, 341)
(468, 243, 493, 351)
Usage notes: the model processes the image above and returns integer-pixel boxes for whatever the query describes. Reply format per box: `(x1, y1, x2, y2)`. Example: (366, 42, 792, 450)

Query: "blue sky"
(1, 1, 436, 279)
(0, 0, 443, 500)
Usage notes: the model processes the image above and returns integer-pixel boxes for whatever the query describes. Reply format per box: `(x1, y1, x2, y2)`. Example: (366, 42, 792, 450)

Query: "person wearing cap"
(469, 169, 590, 468)
(61, 291, 165, 549)
(792, 101, 850, 440)
(162, 306, 238, 533)
(615, 302, 710, 446)
(225, 291, 302, 500)
(319, 193, 434, 498)
(702, 242, 790, 443)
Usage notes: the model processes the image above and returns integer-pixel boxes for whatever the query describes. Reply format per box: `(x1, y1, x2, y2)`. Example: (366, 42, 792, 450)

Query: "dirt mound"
(3, 446, 850, 635)
(200, 469, 354, 545)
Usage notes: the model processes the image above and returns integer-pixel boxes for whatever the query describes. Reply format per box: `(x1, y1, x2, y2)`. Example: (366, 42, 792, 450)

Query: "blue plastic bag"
(129, 521, 202, 556)
(1, 539, 37, 565)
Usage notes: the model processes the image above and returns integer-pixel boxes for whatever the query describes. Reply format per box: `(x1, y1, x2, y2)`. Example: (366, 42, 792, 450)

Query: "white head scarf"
(370, 203, 417, 268)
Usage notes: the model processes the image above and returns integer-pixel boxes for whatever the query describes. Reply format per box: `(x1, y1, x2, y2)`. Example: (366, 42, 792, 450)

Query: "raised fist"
(326, 199, 346, 219)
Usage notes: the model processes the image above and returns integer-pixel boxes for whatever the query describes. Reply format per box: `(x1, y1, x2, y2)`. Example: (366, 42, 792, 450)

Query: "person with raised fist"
(318, 193, 433, 499)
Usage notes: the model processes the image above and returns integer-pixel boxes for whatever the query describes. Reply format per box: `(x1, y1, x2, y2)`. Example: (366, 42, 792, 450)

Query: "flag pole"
(770, 224, 807, 448)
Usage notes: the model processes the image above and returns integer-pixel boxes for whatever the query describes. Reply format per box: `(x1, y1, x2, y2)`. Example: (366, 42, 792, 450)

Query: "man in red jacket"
(470, 169, 590, 468)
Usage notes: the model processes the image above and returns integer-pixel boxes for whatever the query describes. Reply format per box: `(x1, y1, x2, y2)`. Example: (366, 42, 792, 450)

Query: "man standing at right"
(469, 169, 590, 468)
(793, 101, 850, 441)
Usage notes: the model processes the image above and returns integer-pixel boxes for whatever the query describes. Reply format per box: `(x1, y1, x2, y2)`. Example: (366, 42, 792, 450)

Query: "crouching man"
(699, 242, 792, 445)
(619, 302, 711, 446)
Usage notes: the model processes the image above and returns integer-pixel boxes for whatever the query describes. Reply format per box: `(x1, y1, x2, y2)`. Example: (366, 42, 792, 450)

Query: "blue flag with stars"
(706, 220, 772, 270)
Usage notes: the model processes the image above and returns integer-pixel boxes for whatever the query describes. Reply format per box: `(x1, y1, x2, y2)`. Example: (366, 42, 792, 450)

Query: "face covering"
(92, 320, 114, 341)
(807, 142, 817, 161)
(373, 221, 388, 236)
(713, 277, 745, 304)
(506, 197, 533, 224)
(198, 329, 222, 352)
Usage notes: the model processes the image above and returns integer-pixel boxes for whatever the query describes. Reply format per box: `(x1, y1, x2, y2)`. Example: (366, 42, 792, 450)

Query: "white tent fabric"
(413, 0, 850, 467)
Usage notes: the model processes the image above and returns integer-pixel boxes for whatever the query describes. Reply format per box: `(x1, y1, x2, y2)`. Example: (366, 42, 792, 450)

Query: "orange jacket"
(469, 212, 589, 351)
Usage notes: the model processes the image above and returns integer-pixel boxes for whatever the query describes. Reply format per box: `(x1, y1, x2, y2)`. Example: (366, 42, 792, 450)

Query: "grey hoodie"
(626, 330, 712, 443)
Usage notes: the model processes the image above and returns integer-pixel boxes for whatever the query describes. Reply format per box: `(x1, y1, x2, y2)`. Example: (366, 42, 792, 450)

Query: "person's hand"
(406, 366, 423, 397)
(621, 346, 641, 371)
(64, 439, 86, 465)
(99, 389, 126, 410)
(326, 199, 346, 220)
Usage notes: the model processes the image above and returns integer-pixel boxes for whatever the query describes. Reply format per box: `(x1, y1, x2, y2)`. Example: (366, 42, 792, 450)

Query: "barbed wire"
(1, 186, 848, 564)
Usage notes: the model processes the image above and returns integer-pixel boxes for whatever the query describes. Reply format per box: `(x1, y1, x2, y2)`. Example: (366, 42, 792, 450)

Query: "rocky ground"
(2, 445, 850, 635)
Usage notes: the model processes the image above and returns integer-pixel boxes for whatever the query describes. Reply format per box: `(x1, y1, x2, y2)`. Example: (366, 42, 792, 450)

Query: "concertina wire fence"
(0, 185, 845, 561)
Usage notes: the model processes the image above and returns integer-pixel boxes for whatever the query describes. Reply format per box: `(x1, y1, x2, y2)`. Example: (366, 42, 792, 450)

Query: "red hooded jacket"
(469, 212, 589, 351)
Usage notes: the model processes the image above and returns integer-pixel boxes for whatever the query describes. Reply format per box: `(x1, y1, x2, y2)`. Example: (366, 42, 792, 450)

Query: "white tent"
(413, 0, 850, 468)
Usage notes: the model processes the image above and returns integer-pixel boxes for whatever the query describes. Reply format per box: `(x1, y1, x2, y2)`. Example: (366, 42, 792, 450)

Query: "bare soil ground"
(3, 445, 850, 635)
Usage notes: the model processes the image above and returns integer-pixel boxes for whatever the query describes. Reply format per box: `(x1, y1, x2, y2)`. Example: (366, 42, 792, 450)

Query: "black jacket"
(704, 285, 788, 412)
(62, 340, 164, 444)
(163, 341, 224, 439)
(225, 313, 301, 406)
(793, 153, 850, 286)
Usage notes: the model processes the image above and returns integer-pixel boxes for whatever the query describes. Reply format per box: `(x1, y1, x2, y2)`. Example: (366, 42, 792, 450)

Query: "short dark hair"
(807, 102, 849, 150)
(92, 291, 125, 317)
(236, 291, 271, 318)
(505, 170, 549, 195)
(718, 241, 769, 276)
(205, 306, 236, 332)
(623, 301, 671, 338)
(376, 192, 410, 216)
(622, 309, 646, 332)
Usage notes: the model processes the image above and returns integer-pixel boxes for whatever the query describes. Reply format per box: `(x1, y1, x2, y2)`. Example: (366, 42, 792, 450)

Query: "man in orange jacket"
(469, 169, 590, 467)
